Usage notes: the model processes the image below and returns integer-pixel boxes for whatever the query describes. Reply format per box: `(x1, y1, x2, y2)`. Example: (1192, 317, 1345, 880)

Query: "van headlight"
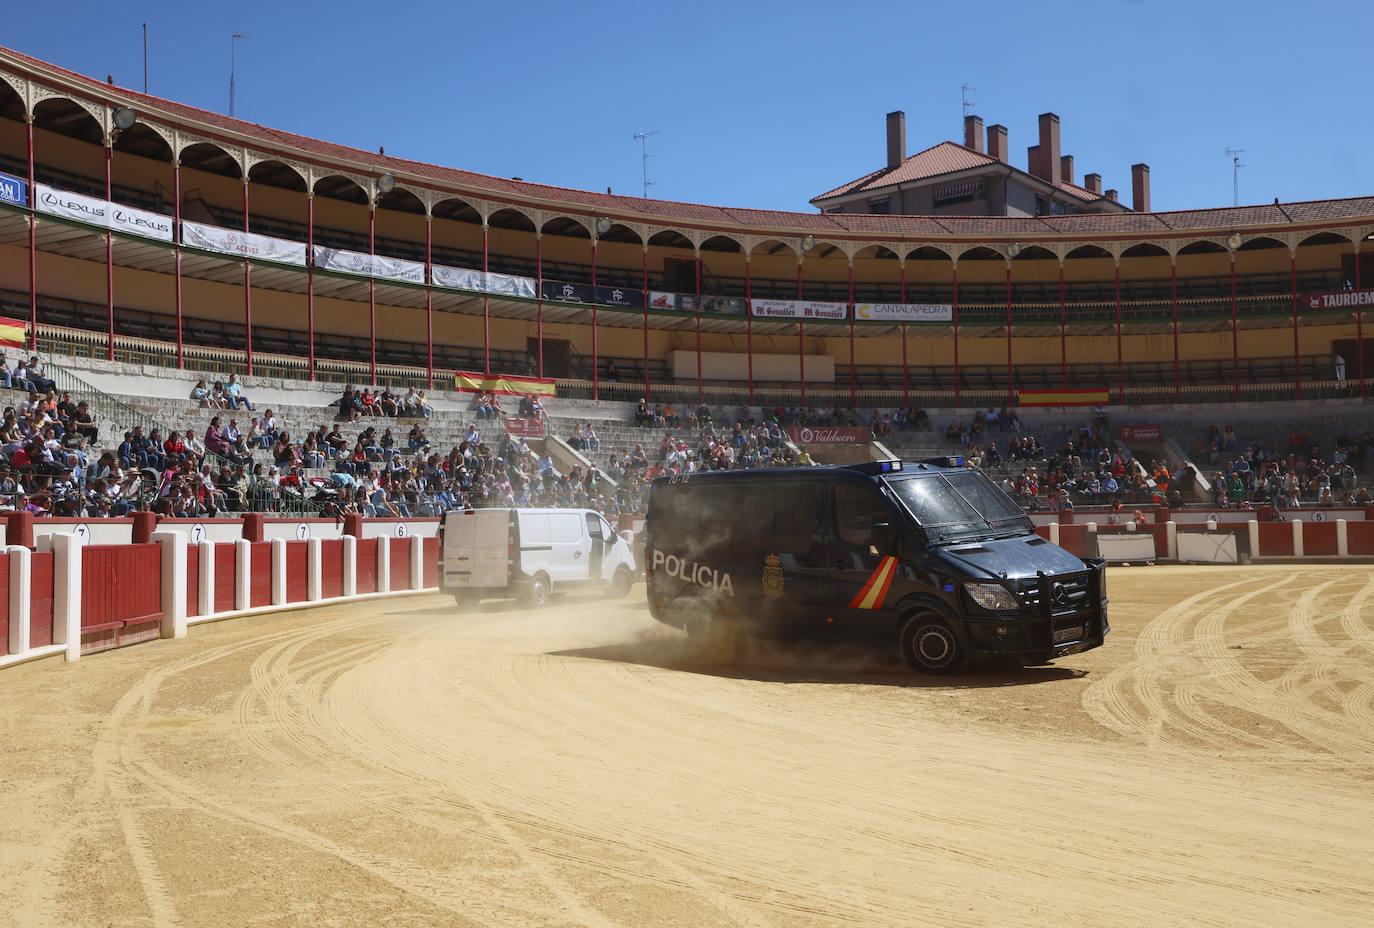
(964, 583, 1019, 611)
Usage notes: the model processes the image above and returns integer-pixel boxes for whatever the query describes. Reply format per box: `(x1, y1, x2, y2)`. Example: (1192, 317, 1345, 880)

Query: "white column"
(1292, 518, 1304, 558)
(270, 538, 288, 605)
(51, 532, 83, 662)
(1247, 518, 1260, 558)
(1165, 521, 1178, 561)
(376, 535, 391, 593)
(410, 534, 424, 590)
(1337, 519, 1349, 558)
(7, 545, 30, 657)
(234, 538, 251, 611)
(152, 530, 188, 640)
(198, 541, 216, 616)
(307, 538, 322, 601)
(1048, 522, 1060, 546)
(342, 535, 357, 597)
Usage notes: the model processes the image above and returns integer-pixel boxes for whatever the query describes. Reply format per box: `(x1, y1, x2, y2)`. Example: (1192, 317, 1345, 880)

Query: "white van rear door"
(443, 510, 509, 588)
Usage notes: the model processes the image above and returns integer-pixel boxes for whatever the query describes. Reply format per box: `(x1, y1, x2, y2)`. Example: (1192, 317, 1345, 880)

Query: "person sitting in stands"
(25, 356, 55, 395)
(402, 387, 422, 417)
(208, 381, 229, 409)
(191, 380, 211, 405)
(360, 389, 380, 416)
(222, 373, 253, 410)
(415, 390, 433, 418)
(379, 388, 400, 417)
(605, 360, 620, 382)
(635, 398, 653, 426)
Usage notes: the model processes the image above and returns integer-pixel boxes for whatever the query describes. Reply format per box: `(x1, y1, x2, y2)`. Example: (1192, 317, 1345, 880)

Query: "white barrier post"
(198, 541, 215, 616)
(1048, 522, 1060, 546)
(51, 533, 82, 662)
(1165, 521, 1178, 561)
(234, 538, 251, 611)
(1292, 518, 1304, 558)
(410, 534, 424, 590)
(1337, 519, 1349, 558)
(270, 538, 288, 605)
(7, 545, 30, 658)
(1248, 519, 1260, 558)
(152, 530, 188, 640)
(307, 537, 322, 601)
(342, 535, 357, 597)
(376, 535, 391, 593)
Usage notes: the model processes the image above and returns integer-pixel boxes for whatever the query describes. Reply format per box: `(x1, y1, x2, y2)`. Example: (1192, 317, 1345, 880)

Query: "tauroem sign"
(854, 302, 953, 322)
(1304, 289, 1374, 311)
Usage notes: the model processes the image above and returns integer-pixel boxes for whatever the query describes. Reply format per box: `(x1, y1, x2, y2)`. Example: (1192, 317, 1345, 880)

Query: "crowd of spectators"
(1198, 423, 1372, 509)
(328, 384, 434, 421)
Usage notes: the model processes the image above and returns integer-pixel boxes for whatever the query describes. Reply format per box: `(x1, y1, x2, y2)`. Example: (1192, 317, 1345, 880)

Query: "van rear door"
(443, 509, 510, 589)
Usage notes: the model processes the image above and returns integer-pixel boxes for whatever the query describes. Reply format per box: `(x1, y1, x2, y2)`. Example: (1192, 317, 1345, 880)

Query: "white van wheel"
(522, 574, 551, 608)
(610, 568, 633, 598)
(453, 591, 478, 610)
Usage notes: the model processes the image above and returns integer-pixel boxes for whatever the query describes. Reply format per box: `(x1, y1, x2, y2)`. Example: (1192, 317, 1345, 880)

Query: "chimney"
(886, 111, 906, 169)
(1084, 172, 1102, 195)
(1029, 112, 1062, 186)
(1105, 188, 1119, 202)
(987, 124, 1008, 162)
(1060, 155, 1074, 186)
(1131, 163, 1151, 212)
(963, 115, 984, 153)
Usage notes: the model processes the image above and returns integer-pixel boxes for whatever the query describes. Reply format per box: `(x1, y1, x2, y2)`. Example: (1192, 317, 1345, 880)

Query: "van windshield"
(886, 471, 1032, 543)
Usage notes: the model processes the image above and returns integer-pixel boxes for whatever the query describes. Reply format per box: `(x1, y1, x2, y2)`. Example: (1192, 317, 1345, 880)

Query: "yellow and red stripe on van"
(846, 556, 899, 610)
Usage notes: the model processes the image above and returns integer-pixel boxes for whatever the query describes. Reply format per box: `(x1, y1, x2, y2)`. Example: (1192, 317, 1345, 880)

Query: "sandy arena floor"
(2, 564, 1373, 927)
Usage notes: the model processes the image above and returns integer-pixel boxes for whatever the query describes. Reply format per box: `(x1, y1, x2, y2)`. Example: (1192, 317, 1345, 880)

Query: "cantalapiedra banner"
(181, 220, 307, 265)
(854, 302, 952, 322)
(313, 246, 424, 283)
(453, 371, 557, 397)
(749, 299, 848, 320)
(35, 184, 108, 226)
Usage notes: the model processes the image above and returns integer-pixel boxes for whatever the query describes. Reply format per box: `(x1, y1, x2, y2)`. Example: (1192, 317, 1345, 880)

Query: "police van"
(440, 508, 636, 607)
(644, 460, 1107, 674)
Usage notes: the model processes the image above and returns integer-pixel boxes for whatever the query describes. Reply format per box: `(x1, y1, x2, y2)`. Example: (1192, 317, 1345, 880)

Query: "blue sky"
(8, 0, 1372, 213)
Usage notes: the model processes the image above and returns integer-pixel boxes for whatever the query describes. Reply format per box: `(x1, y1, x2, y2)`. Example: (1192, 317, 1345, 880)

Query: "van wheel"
(610, 568, 633, 598)
(521, 574, 551, 608)
(453, 591, 478, 610)
(898, 613, 966, 675)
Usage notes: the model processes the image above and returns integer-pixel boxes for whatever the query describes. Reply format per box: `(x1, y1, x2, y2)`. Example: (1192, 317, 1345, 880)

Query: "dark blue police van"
(644, 460, 1108, 674)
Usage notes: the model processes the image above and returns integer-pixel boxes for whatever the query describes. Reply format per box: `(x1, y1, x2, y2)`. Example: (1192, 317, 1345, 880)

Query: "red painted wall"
(389, 541, 411, 592)
(1347, 522, 1374, 555)
(1303, 522, 1340, 557)
(82, 545, 163, 630)
(320, 539, 344, 599)
(30, 552, 54, 649)
(186, 545, 200, 618)
(285, 542, 308, 603)
(214, 544, 236, 613)
(1258, 522, 1295, 556)
(356, 539, 378, 594)
(250, 542, 273, 608)
(423, 537, 439, 588)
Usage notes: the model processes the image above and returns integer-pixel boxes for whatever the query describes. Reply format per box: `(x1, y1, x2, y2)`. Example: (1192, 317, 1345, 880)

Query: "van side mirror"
(870, 522, 896, 554)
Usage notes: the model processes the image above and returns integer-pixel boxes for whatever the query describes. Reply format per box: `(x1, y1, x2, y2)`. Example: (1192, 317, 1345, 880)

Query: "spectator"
(25, 356, 55, 394)
(222, 373, 253, 410)
(190, 380, 211, 405)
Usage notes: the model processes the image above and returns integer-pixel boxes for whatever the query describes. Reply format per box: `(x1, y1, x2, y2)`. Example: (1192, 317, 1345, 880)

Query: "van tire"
(898, 613, 966, 675)
(521, 574, 551, 608)
(610, 568, 633, 598)
(453, 591, 478, 610)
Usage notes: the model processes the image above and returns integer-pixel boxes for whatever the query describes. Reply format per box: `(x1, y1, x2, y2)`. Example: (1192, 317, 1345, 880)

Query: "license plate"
(1053, 625, 1084, 644)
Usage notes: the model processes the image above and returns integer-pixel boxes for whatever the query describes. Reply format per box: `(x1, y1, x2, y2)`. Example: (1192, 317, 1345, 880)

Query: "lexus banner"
(35, 184, 108, 226)
(182, 220, 307, 266)
(750, 299, 848, 320)
(108, 203, 173, 242)
(854, 302, 952, 322)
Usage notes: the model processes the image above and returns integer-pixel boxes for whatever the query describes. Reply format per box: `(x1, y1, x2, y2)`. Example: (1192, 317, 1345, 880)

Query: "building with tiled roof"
(812, 111, 1136, 218)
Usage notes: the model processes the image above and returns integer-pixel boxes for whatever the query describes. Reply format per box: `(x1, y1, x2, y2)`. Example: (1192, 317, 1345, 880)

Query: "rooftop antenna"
(633, 129, 660, 198)
(1226, 147, 1245, 207)
(229, 32, 249, 117)
(961, 83, 976, 124)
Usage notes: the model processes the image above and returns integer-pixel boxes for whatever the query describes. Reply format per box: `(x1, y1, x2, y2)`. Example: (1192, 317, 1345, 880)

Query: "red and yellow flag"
(453, 371, 556, 397)
(0, 317, 26, 350)
(846, 556, 900, 610)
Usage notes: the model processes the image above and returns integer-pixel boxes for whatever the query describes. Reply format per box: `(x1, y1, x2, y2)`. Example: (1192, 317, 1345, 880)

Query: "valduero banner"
(0, 171, 27, 207)
(594, 285, 644, 309)
(787, 426, 870, 445)
(648, 292, 747, 315)
(1118, 424, 1161, 441)
(181, 220, 307, 266)
(854, 302, 952, 322)
(312, 246, 424, 284)
(750, 298, 848, 320)
(1303, 289, 1374, 311)
(541, 279, 593, 303)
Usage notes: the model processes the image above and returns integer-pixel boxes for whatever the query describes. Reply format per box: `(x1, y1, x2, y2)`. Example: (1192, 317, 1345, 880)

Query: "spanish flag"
(453, 371, 556, 397)
(0, 317, 25, 350)
(847, 556, 900, 610)
(1016, 388, 1110, 407)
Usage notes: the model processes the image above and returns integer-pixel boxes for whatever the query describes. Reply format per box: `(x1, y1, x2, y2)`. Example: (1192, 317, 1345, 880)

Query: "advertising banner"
(594, 285, 644, 309)
(313, 246, 424, 284)
(541, 279, 593, 303)
(648, 292, 748, 315)
(108, 202, 174, 242)
(181, 220, 308, 265)
(503, 417, 546, 439)
(854, 302, 953, 322)
(1303, 289, 1374, 311)
(431, 265, 537, 297)
(453, 371, 557, 397)
(1118, 424, 1162, 442)
(0, 171, 27, 207)
(786, 426, 870, 445)
(34, 183, 108, 226)
(750, 299, 848, 320)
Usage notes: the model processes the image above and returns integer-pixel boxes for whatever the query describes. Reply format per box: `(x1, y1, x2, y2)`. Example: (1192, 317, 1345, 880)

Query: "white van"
(439, 508, 636, 607)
